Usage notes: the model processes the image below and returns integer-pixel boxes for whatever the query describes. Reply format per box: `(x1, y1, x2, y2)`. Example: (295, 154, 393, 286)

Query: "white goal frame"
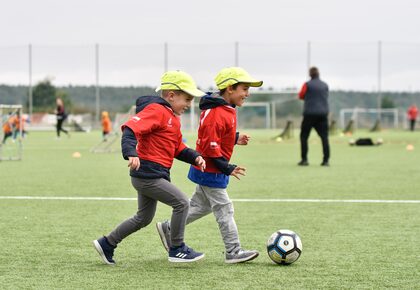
(339, 108, 399, 129)
(184, 101, 271, 130)
(238, 102, 271, 129)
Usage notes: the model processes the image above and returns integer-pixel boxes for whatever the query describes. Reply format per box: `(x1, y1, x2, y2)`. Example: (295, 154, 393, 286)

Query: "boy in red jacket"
(157, 67, 263, 264)
(93, 71, 206, 264)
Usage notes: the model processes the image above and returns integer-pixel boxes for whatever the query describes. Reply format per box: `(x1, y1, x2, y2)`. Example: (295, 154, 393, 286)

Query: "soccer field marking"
(0, 196, 419, 204)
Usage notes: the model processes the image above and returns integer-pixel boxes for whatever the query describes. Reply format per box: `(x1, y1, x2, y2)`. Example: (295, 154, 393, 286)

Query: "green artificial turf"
(0, 130, 419, 289)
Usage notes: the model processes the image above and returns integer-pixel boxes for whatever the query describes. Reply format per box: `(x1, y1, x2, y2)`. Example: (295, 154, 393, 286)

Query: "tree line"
(1, 80, 419, 118)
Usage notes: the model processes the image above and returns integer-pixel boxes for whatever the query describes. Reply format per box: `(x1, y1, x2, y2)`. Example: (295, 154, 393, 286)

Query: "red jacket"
(298, 83, 307, 100)
(407, 106, 418, 120)
(122, 103, 186, 168)
(194, 101, 236, 173)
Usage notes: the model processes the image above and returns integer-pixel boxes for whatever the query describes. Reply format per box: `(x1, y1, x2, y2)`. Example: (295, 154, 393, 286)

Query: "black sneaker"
(168, 243, 204, 263)
(93, 236, 116, 265)
(156, 220, 171, 252)
(321, 161, 330, 166)
(298, 160, 309, 166)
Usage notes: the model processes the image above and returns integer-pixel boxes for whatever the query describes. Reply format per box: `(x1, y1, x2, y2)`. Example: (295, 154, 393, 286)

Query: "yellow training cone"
(72, 152, 82, 158)
(406, 144, 414, 151)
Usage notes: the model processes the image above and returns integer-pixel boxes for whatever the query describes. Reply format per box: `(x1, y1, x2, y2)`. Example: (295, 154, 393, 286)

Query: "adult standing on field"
(297, 67, 330, 166)
(55, 97, 69, 138)
(407, 104, 418, 131)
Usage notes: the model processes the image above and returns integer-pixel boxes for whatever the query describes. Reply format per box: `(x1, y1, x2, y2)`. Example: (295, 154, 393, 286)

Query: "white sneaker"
(225, 249, 259, 264)
(156, 220, 171, 252)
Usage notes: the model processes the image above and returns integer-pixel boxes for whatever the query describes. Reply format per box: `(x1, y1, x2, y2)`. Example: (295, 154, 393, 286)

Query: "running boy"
(157, 67, 263, 264)
(13, 111, 27, 140)
(93, 70, 206, 264)
(2, 112, 14, 144)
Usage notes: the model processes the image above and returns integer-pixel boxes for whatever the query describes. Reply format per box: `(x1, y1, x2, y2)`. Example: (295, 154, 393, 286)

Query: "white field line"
(0, 196, 419, 204)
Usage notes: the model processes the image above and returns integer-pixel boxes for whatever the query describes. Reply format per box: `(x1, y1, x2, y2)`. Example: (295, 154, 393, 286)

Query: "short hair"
(161, 90, 183, 98)
(219, 82, 240, 95)
(309, 67, 319, 78)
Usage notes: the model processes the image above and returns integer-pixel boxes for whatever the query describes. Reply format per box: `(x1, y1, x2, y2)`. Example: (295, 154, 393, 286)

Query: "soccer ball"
(267, 229, 302, 265)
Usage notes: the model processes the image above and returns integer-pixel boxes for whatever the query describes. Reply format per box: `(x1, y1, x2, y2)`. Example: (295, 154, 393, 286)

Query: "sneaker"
(298, 160, 309, 166)
(93, 236, 116, 265)
(321, 161, 330, 166)
(156, 220, 171, 252)
(168, 243, 204, 263)
(225, 249, 259, 264)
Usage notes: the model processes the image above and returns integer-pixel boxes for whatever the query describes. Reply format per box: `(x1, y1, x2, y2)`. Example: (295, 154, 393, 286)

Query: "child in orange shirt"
(2, 113, 13, 144)
(101, 111, 112, 140)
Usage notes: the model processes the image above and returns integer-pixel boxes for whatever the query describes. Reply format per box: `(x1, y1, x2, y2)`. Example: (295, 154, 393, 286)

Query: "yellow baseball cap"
(155, 70, 205, 97)
(215, 67, 263, 90)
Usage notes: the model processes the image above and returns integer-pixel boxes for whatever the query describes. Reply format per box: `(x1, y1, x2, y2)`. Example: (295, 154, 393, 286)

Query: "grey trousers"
(107, 177, 189, 247)
(186, 184, 240, 253)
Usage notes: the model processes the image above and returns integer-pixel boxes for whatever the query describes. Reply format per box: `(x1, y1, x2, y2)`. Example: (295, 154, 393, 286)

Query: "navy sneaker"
(156, 220, 171, 252)
(168, 243, 204, 263)
(93, 236, 116, 265)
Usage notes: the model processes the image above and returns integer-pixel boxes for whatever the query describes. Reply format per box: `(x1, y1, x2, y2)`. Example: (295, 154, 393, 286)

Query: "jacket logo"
(210, 141, 219, 149)
(168, 117, 173, 127)
(132, 116, 141, 122)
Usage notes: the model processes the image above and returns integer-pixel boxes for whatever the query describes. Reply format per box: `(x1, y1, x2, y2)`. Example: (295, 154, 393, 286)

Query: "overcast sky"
(1, 0, 420, 90)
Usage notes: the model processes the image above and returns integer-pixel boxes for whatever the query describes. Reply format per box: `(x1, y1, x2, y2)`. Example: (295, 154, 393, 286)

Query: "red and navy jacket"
(188, 93, 239, 188)
(121, 96, 200, 181)
(298, 77, 329, 116)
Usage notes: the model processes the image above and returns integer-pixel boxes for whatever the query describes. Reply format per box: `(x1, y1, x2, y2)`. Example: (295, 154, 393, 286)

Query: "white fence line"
(1, 196, 419, 204)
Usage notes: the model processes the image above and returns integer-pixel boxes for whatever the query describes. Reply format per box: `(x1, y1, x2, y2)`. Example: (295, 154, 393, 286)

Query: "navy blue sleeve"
(121, 127, 138, 160)
(235, 132, 239, 144)
(176, 148, 200, 165)
(212, 157, 236, 175)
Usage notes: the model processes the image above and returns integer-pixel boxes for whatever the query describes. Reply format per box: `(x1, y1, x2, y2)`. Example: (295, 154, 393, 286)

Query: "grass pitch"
(0, 129, 419, 289)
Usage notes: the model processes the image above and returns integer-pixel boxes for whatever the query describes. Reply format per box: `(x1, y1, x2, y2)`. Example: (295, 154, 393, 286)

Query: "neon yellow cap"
(155, 70, 205, 97)
(214, 67, 263, 90)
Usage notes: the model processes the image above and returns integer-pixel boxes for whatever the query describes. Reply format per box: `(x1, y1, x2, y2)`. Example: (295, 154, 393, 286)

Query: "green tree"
(32, 78, 72, 112)
(32, 79, 56, 110)
(381, 96, 395, 108)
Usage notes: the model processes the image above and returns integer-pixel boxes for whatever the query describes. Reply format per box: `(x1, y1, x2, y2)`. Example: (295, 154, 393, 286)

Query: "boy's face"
(167, 91, 194, 115)
(225, 83, 250, 107)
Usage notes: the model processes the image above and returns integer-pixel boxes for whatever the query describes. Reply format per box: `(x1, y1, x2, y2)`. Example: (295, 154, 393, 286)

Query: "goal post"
(0, 104, 24, 161)
(181, 101, 271, 131)
(339, 108, 399, 130)
(237, 102, 271, 129)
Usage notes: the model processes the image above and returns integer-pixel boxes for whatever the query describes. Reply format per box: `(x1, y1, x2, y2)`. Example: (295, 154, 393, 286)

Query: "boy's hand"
(237, 134, 250, 145)
(195, 156, 206, 172)
(128, 156, 140, 171)
(231, 166, 246, 180)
